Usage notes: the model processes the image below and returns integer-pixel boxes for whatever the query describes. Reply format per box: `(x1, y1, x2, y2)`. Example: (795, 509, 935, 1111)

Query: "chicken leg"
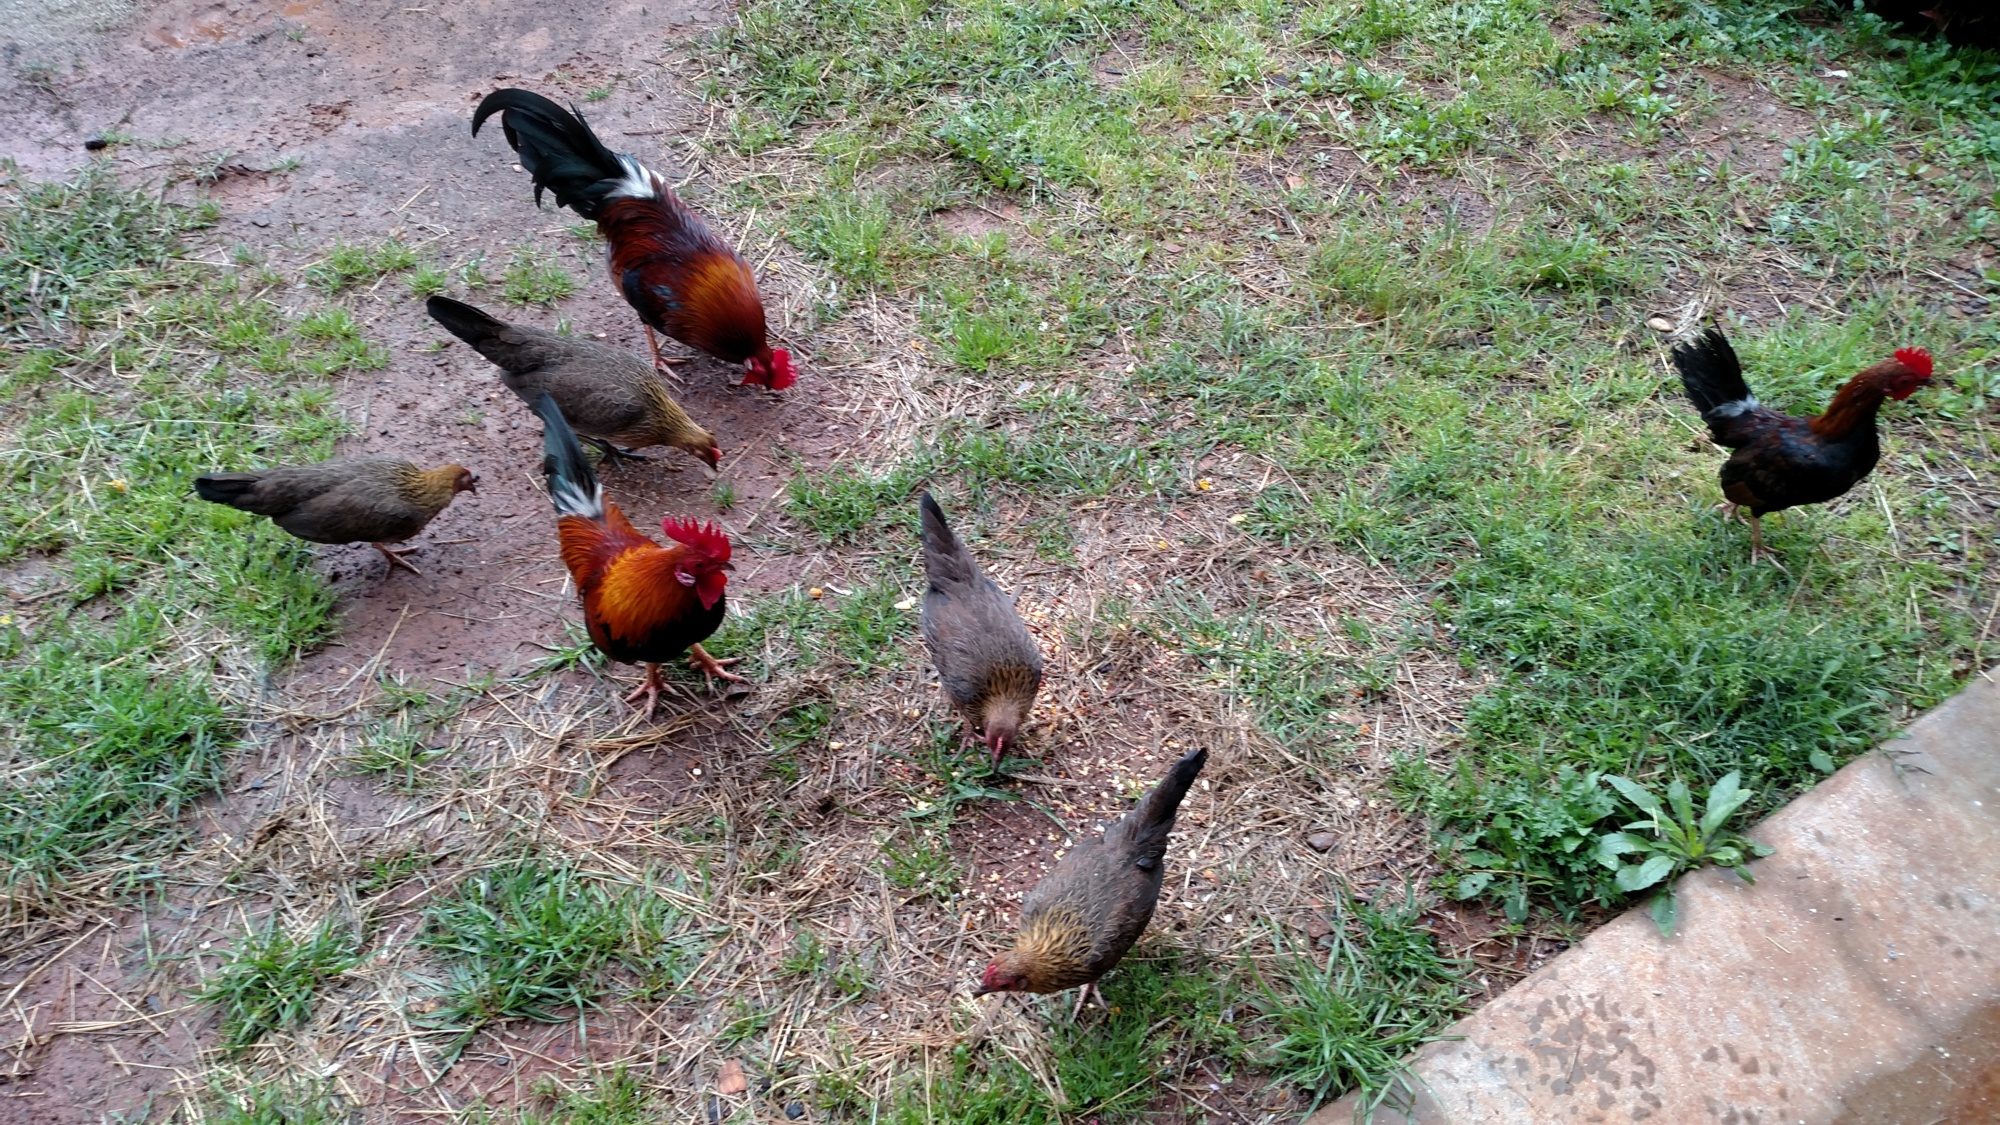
(372, 542, 423, 576)
(584, 435, 652, 465)
(688, 644, 746, 686)
(645, 327, 687, 371)
(624, 664, 667, 717)
(1069, 982, 1102, 1022)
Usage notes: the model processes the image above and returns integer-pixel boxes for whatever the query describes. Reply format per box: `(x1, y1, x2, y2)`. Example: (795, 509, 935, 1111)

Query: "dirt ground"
(0, 2, 1514, 1121)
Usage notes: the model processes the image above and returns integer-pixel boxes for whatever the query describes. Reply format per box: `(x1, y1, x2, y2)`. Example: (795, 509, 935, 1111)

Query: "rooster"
(531, 393, 744, 716)
(975, 748, 1208, 1017)
(1673, 326, 1932, 565)
(472, 88, 796, 390)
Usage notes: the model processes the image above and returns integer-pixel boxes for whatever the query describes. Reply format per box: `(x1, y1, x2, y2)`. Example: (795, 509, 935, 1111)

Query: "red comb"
(660, 517, 731, 563)
(767, 348, 797, 391)
(1894, 347, 1933, 377)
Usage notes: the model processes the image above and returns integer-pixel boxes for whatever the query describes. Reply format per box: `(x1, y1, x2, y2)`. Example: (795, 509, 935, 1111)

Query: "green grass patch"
(417, 862, 703, 1047)
(199, 916, 362, 1051)
(305, 238, 417, 292)
(0, 169, 379, 908)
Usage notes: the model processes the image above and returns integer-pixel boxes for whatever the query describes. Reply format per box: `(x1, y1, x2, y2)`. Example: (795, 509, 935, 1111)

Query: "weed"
(1261, 894, 1468, 1112)
(305, 239, 416, 292)
(407, 264, 449, 297)
(418, 862, 698, 1045)
(1598, 771, 1774, 934)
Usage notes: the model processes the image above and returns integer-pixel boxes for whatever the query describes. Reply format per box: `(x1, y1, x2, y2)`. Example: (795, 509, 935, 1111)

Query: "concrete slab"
(1314, 670, 2000, 1125)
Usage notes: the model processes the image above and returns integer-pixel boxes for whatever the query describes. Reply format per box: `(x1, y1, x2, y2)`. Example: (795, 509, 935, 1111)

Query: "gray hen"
(427, 295, 720, 468)
(918, 491, 1043, 764)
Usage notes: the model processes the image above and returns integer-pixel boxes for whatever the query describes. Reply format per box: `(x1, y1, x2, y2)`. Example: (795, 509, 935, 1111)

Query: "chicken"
(426, 295, 721, 469)
(974, 747, 1209, 1014)
(918, 492, 1044, 765)
(472, 88, 796, 390)
(531, 392, 743, 716)
(1673, 326, 1932, 565)
(193, 456, 475, 575)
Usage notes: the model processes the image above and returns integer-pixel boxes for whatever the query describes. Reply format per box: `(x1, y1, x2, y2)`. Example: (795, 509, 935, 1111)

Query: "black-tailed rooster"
(532, 393, 745, 716)
(1673, 326, 1932, 565)
(473, 88, 796, 390)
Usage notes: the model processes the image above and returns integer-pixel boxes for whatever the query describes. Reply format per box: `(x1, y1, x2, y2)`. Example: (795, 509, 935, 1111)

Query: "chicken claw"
(372, 542, 423, 576)
(1069, 982, 1102, 1022)
(688, 644, 746, 686)
(623, 664, 667, 717)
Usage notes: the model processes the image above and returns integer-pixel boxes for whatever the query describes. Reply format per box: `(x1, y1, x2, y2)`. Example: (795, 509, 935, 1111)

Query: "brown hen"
(975, 747, 1208, 1014)
(194, 456, 475, 575)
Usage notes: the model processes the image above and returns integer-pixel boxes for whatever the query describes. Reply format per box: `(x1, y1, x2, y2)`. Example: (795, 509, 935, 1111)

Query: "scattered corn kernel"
(809, 586, 825, 599)
(1154, 539, 1170, 550)
(108, 478, 129, 493)
(1195, 478, 1212, 491)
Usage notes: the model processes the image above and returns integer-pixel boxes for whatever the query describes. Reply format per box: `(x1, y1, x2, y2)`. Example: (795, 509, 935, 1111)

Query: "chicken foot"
(1718, 503, 1785, 571)
(688, 644, 747, 686)
(371, 542, 423, 576)
(624, 664, 668, 717)
(1069, 982, 1102, 1022)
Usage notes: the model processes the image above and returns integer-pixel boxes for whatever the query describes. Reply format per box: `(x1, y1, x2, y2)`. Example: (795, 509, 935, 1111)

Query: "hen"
(1674, 326, 1932, 564)
(427, 295, 720, 469)
(919, 492, 1043, 765)
(531, 393, 743, 716)
(472, 88, 796, 390)
(194, 456, 475, 575)
(975, 748, 1209, 1014)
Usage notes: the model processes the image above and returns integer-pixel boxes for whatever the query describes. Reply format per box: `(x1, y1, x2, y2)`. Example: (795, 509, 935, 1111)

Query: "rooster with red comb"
(531, 393, 745, 716)
(1673, 325, 1933, 566)
(474, 88, 796, 391)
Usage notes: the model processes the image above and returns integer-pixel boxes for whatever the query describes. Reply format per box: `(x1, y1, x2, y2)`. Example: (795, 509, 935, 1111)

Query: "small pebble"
(786, 1104, 806, 1120)
(1306, 831, 1338, 853)
(1645, 316, 1674, 333)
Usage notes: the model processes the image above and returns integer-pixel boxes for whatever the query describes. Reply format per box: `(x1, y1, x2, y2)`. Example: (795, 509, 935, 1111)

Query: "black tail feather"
(1672, 327, 1753, 417)
(472, 88, 628, 219)
(529, 393, 604, 520)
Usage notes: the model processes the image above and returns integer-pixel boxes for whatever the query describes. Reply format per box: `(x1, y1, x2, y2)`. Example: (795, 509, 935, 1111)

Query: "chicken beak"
(971, 984, 994, 998)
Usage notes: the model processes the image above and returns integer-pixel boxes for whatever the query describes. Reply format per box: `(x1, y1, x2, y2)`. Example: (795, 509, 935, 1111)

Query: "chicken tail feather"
(918, 491, 978, 588)
(531, 393, 605, 521)
(472, 88, 653, 219)
(424, 294, 522, 362)
(1672, 327, 1759, 444)
(193, 473, 264, 511)
(1109, 747, 1209, 868)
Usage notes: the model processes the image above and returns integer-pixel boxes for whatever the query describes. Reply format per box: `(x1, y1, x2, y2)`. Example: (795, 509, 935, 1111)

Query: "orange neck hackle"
(640, 380, 722, 467)
(1809, 351, 1933, 438)
(976, 908, 1095, 996)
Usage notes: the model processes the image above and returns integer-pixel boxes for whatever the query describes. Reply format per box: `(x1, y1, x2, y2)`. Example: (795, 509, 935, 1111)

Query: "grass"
(417, 861, 701, 1048)
(198, 917, 362, 1051)
(0, 167, 367, 914)
(502, 245, 579, 306)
